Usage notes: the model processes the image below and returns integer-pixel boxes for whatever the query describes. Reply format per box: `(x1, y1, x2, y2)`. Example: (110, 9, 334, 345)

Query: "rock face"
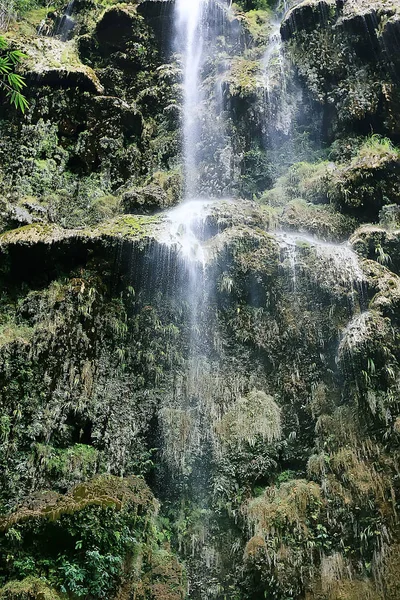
(281, 0, 400, 137)
(0, 1, 400, 600)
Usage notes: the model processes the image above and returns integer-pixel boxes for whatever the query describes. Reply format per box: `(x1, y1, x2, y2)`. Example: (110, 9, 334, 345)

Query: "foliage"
(0, 475, 185, 599)
(0, 36, 28, 112)
(218, 389, 281, 448)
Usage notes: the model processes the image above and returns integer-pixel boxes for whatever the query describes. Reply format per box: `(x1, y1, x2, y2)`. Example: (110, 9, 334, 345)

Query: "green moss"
(0, 475, 185, 600)
(225, 57, 262, 98)
(0, 475, 156, 530)
(0, 577, 63, 600)
(92, 213, 163, 239)
(32, 444, 99, 488)
(218, 389, 281, 448)
(262, 161, 332, 206)
(0, 319, 33, 348)
(240, 9, 273, 46)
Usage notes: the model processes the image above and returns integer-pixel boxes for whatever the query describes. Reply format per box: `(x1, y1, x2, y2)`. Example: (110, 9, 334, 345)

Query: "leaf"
(8, 72, 27, 91)
(9, 90, 29, 113)
(8, 50, 28, 64)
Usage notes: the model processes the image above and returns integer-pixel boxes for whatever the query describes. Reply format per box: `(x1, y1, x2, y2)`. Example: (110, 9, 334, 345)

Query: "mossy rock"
(14, 37, 103, 93)
(0, 214, 163, 251)
(351, 225, 400, 275)
(278, 199, 356, 242)
(282, 0, 400, 134)
(282, 0, 400, 41)
(327, 137, 400, 219)
(95, 5, 142, 51)
(307, 577, 382, 599)
(122, 183, 174, 214)
(0, 474, 156, 530)
(0, 577, 64, 600)
(281, 0, 336, 40)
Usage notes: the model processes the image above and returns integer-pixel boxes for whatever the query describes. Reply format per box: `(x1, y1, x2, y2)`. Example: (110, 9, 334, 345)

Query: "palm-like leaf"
(0, 34, 29, 113)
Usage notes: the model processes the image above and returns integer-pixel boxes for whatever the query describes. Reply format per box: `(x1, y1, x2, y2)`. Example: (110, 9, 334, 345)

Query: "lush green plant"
(235, 0, 274, 10)
(0, 36, 28, 112)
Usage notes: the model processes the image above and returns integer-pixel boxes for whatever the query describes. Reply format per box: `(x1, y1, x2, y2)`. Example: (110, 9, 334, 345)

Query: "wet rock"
(281, 0, 335, 40)
(137, 0, 175, 49)
(122, 183, 172, 214)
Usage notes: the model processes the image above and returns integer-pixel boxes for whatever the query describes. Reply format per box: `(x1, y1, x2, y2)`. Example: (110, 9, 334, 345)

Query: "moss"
(261, 161, 332, 206)
(92, 213, 163, 239)
(240, 8, 273, 47)
(217, 389, 281, 448)
(0, 223, 68, 247)
(246, 479, 323, 535)
(0, 214, 163, 251)
(0, 577, 63, 600)
(282, 0, 400, 135)
(0, 319, 34, 348)
(379, 544, 400, 600)
(10, 36, 104, 93)
(307, 578, 382, 600)
(351, 225, 400, 275)
(32, 444, 99, 489)
(0, 474, 183, 600)
(0, 475, 156, 530)
(327, 137, 400, 218)
(225, 57, 262, 99)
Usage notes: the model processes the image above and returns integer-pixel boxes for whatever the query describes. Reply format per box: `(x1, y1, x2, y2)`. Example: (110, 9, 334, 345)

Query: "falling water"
(175, 0, 207, 199)
(55, 0, 75, 41)
(175, 0, 233, 199)
(262, 22, 285, 105)
(261, 12, 300, 149)
(159, 4, 233, 591)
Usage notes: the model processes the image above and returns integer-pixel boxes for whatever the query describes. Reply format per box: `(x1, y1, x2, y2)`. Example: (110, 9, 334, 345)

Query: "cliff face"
(0, 1, 400, 600)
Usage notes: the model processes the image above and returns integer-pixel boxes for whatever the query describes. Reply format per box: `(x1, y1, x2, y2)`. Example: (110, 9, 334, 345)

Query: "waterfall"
(175, 0, 207, 199)
(262, 22, 284, 106)
(55, 0, 75, 41)
(175, 0, 232, 200)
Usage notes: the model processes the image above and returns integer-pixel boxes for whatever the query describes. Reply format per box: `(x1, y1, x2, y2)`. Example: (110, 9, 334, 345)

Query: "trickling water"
(262, 22, 284, 105)
(260, 14, 300, 149)
(338, 311, 372, 358)
(276, 231, 366, 303)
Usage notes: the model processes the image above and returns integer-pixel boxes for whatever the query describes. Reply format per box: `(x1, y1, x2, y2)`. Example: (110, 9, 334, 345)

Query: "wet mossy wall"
(1, 0, 400, 599)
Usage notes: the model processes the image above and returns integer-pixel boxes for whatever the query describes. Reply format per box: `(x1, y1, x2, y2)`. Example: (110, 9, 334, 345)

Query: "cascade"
(276, 231, 366, 304)
(175, 0, 232, 199)
(55, 0, 76, 41)
(161, 3, 369, 597)
(156, 2, 235, 595)
(175, 0, 206, 199)
(262, 22, 284, 106)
